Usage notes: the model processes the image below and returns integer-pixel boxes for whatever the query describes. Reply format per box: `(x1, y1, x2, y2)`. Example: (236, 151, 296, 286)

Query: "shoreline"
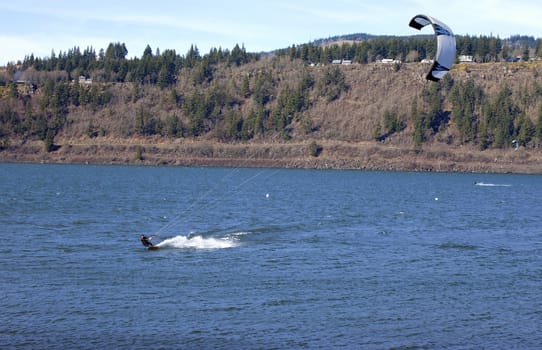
(2, 138, 542, 174)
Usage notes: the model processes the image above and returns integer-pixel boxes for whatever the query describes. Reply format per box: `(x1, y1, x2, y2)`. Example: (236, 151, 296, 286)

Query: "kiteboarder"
(140, 234, 154, 248)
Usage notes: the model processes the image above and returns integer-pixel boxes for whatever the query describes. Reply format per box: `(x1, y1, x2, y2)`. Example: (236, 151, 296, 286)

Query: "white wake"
(475, 182, 511, 187)
(156, 234, 238, 249)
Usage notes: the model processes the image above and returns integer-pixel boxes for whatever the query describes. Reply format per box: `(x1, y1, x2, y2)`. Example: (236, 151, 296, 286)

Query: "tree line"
(6, 34, 540, 86)
(12, 42, 257, 88)
(280, 35, 542, 64)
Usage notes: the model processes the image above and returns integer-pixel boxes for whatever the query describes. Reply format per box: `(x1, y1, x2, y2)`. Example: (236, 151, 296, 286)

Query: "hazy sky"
(1, 0, 541, 65)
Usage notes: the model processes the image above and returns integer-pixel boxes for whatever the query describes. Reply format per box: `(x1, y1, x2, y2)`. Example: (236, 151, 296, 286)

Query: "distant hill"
(311, 33, 383, 45)
(2, 35, 542, 173)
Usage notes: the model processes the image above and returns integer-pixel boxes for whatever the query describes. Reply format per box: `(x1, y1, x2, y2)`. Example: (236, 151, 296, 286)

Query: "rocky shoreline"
(2, 138, 541, 174)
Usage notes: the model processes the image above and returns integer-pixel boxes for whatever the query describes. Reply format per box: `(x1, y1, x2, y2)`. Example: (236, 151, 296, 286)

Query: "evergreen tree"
(478, 119, 490, 150)
(486, 85, 518, 148)
(522, 45, 530, 61)
(224, 110, 243, 140)
(383, 109, 404, 134)
(134, 106, 145, 135)
(230, 44, 248, 66)
(252, 70, 273, 106)
(7, 82, 18, 98)
(449, 79, 484, 143)
(134, 146, 144, 161)
(319, 66, 347, 102)
(411, 99, 424, 148)
(192, 56, 214, 85)
(134, 106, 160, 136)
(536, 39, 542, 58)
(165, 114, 182, 137)
(309, 140, 322, 157)
(517, 113, 535, 146)
(142, 45, 153, 58)
(241, 74, 250, 98)
(536, 104, 542, 141)
(422, 83, 446, 133)
(185, 45, 200, 68)
(44, 128, 55, 152)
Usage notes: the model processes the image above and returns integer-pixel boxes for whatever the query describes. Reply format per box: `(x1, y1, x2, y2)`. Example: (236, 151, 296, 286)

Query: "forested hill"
(2, 35, 542, 173)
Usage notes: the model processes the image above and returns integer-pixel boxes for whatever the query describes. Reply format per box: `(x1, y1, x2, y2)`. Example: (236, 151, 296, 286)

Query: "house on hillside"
(459, 55, 473, 62)
(380, 58, 401, 64)
(13, 79, 37, 94)
(78, 76, 92, 85)
(331, 59, 353, 65)
(505, 56, 521, 62)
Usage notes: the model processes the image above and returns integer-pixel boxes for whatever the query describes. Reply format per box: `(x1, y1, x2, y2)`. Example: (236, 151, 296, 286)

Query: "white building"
(380, 58, 401, 64)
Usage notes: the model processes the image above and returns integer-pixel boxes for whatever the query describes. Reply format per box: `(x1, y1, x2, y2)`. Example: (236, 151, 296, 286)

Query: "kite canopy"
(409, 14, 456, 82)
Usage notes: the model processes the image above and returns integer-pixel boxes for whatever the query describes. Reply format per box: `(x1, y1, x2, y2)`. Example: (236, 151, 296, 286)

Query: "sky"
(1, 0, 541, 66)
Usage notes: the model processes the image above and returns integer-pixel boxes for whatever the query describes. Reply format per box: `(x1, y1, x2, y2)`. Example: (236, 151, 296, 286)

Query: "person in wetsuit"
(140, 234, 153, 248)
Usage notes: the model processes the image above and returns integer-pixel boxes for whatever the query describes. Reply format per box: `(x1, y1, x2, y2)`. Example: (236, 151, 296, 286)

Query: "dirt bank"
(2, 137, 541, 174)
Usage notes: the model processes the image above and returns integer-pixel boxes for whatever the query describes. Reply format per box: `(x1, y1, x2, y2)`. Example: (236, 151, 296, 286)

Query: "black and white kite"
(409, 14, 456, 82)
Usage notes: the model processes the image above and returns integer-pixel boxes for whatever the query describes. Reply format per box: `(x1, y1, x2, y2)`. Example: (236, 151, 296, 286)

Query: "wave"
(156, 234, 239, 249)
(437, 242, 479, 250)
(475, 182, 511, 187)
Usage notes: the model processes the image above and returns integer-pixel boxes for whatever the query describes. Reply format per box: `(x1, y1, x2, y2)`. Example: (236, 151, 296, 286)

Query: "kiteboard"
(147, 246, 160, 251)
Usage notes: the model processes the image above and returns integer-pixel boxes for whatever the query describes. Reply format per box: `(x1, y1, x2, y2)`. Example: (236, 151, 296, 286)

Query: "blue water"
(1, 163, 541, 349)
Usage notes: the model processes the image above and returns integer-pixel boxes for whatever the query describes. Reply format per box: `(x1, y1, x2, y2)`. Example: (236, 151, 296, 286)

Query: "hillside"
(2, 41, 542, 173)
